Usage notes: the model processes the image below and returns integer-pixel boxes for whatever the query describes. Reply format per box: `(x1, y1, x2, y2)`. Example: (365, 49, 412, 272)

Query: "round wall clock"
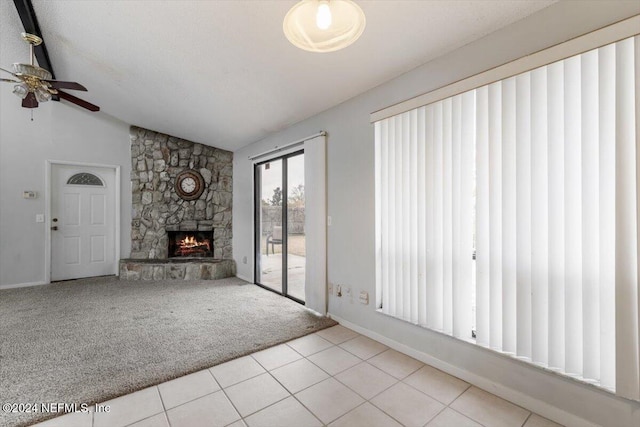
(175, 170, 205, 201)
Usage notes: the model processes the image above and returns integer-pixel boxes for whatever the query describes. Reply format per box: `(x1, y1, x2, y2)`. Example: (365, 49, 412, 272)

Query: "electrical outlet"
(359, 291, 369, 305)
(35, 214, 44, 223)
(336, 284, 342, 297)
(344, 287, 351, 297)
(327, 215, 332, 226)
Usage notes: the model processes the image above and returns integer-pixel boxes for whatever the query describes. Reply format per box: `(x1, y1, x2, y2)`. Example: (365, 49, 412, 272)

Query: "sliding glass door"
(255, 158, 283, 293)
(254, 151, 305, 303)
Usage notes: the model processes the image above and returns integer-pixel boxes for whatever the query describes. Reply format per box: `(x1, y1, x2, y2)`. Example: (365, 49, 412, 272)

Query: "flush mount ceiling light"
(283, 0, 366, 53)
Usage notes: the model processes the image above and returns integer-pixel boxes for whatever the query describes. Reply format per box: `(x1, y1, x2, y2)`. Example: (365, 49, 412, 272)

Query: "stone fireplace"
(119, 126, 236, 280)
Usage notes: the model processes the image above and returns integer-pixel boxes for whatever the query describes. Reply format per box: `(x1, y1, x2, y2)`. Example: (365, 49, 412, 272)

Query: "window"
(67, 172, 104, 186)
(374, 34, 639, 399)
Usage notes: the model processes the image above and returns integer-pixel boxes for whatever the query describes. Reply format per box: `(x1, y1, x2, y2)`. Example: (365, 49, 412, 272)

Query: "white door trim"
(45, 160, 121, 283)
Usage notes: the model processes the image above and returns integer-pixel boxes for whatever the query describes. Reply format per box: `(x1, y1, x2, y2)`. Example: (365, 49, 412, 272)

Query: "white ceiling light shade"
(283, 0, 366, 53)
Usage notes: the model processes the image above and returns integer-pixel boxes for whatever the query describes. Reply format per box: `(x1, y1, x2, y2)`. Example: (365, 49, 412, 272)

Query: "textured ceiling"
(1, 1, 555, 151)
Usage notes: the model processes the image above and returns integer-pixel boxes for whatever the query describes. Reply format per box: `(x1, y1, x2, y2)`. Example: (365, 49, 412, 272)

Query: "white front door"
(51, 164, 116, 281)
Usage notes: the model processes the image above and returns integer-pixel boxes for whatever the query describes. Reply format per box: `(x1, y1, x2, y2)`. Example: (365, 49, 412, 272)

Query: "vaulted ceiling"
(1, 1, 556, 151)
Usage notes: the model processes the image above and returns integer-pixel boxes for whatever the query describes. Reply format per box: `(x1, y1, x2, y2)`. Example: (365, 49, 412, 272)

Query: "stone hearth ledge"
(119, 259, 236, 281)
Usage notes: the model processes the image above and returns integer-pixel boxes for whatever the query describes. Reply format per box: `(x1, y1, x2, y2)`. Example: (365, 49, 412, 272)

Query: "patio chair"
(266, 225, 283, 255)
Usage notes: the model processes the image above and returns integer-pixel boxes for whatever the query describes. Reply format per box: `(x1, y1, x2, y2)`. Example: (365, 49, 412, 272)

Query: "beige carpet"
(0, 276, 336, 427)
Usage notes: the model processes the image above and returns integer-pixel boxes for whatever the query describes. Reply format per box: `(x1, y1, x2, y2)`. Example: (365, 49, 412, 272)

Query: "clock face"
(180, 177, 196, 193)
(175, 170, 205, 200)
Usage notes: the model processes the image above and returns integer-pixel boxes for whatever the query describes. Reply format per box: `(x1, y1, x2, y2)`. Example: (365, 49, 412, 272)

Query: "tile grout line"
(336, 336, 390, 360)
(302, 353, 337, 376)
(146, 369, 226, 425)
(236, 351, 297, 419)
(400, 372, 472, 407)
(206, 367, 245, 427)
(263, 363, 327, 426)
(521, 411, 534, 427)
(284, 331, 335, 354)
(160, 411, 171, 427)
(291, 345, 409, 426)
(211, 354, 295, 422)
(245, 332, 368, 426)
(450, 385, 536, 427)
(207, 354, 267, 390)
(115, 387, 165, 427)
(421, 404, 448, 427)
(355, 372, 421, 427)
(156, 384, 168, 416)
(215, 380, 246, 426)
(331, 360, 400, 401)
(249, 342, 306, 372)
(362, 397, 407, 427)
(269, 360, 331, 395)
(444, 383, 472, 410)
(362, 371, 473, 427)
(293, 338, 444, 426)
(315, 335, 482, 427)
(328, 400, 373, 426)
(235, 384, 291, 421)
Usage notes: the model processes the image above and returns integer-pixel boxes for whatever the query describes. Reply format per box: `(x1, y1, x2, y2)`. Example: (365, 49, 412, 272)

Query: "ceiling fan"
(0, 33, 99, 112)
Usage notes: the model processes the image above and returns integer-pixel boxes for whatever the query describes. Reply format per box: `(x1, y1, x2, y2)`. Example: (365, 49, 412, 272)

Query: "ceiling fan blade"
(22, 92, 38, 108)
(44, 80, 87, 91)
(57, 90, 100, 112)
(0, 67, 18, 77)
(1, 78, 19, 83)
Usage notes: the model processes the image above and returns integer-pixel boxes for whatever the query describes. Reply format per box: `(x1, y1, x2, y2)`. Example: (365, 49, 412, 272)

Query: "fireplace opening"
(167, 230, 213, 258)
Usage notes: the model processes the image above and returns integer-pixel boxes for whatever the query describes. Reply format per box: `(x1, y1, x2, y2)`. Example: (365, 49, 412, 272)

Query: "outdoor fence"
(261, 206, 305, 235)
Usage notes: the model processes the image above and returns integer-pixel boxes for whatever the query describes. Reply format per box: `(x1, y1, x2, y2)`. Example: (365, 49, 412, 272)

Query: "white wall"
(233, 1, 640, 426)
(0, 1, 131, 287)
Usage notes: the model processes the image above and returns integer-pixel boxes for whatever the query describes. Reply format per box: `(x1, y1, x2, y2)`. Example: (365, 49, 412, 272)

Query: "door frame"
(253, 149, 305, 305)
(44, 160, 121, 283)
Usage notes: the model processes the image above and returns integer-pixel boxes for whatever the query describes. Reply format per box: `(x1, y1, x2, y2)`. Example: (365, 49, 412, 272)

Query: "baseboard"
(329, 314, 598, 427)
(0, 281, 48, 290)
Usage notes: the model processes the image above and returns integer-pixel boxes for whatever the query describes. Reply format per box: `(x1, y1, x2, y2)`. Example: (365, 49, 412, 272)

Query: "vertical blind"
(374, 36, 639, 398)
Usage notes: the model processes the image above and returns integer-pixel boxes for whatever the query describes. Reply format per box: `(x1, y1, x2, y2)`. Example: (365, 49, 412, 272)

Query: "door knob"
(51, 226, 58, 231)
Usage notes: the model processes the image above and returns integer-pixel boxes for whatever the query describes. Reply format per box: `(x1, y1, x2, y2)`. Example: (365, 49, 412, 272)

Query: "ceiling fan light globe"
(283, 0, 366, 53)
(12, 84, 28, 99)
(35, 87, 52, 102)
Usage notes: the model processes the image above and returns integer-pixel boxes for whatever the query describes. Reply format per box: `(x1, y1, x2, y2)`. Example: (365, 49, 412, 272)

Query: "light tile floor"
(34, 325, 563, 427)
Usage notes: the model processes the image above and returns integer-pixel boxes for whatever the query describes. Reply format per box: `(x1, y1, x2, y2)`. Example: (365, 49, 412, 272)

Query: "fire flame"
(179, 235, 210, 251)
(174, 234, 211, 257)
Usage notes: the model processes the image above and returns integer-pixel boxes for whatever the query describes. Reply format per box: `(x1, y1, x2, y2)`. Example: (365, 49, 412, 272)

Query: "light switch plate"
(359, 291, 369, 305)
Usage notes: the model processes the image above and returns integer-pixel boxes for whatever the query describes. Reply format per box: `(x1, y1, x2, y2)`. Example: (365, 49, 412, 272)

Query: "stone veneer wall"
(129, 126, 233, 259)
